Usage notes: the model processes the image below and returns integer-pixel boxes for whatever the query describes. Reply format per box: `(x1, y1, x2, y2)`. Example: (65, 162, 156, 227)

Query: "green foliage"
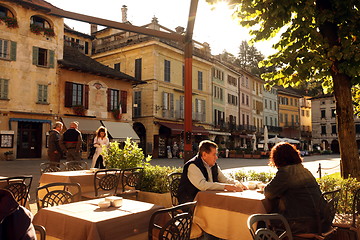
(138, 165, 182, 193)
(102, 138, 151, 169)
(229, 170, 275, 183)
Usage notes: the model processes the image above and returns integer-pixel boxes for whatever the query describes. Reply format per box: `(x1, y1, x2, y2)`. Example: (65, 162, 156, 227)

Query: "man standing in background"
(48, 122, 63, 162)
(61, 121, 82, 161)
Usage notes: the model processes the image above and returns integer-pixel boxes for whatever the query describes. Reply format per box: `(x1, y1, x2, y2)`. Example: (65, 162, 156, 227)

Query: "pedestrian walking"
(48, 121, 63, 162)
(91, 126, 109, 169)
(61, 121, 82, 161)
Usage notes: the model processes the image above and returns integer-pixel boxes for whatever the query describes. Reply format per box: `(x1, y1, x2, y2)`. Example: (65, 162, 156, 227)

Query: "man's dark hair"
(198, 140, 218, 156)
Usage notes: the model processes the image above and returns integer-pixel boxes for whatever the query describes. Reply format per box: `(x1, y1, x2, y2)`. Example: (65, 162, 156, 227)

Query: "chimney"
(90, 24, 98, 35)
(121, 5, 128, 22)
(175, 26, 185, 34)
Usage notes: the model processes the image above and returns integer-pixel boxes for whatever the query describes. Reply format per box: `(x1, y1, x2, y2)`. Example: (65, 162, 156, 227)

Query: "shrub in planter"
(138, 165, 182, 193)
(102, 137, 151, 169)
(228, 170, 275, 182)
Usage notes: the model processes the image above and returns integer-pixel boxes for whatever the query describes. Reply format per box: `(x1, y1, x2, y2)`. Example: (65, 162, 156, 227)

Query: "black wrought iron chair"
(168, 172, 182, 206)
(82, 169, 121, 199)
(148, 201, 197, 240)
(2, 175, 32, 207)
(247, 213, 293, 240)
(40, 162, 65, 174)
(34, 225, 46, 240)
(118, 167, 143, 200)
(36, 182, 81, 210)
(64, 161, 88, 171)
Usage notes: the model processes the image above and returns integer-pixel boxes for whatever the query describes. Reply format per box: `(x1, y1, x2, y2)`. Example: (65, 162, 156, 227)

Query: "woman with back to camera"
(264, 142, 332, 235)
(91, 126, 109, 169)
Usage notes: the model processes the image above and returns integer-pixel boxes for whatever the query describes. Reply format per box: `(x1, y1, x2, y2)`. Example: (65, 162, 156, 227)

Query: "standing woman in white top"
(91, 126, 109, 168)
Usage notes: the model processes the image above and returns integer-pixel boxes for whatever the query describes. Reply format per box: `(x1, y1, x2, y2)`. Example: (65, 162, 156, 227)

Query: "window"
(274, 102, 276, 111)
(285, 114, 288, 124)
(0, 39, 16, 61)
(114, 63, 120, 71)
(0, 134, 13, 148)
(198, 71, 203, 90)
(32, 47, 54, 68)
(331, 109, 336, 118)
(280, 113, 283, 123)
(321, 109, 326, 119)
(264, 99, 267, 109)
(134, 91, 141, 117)
(37, 84, 48, 103)
(164, 60, 170, 82)
(64, 82, 89, 108)
(294, 99, 298, 107)
(135, 58, 142, 80)
(291, 115, 294, 125)
(356, 124, 360, 134)
(306, 110, 310, 117)
(0, 6, 14, 18)
(242, 93, 245, 104)
(290, 98, 293, 106)
(301, 110, 305, 116)
(274, 118, 277, 126)
(242, 114, 245, 124)
(246, 95, 249, 105)
(270, 117, 273, 126)
(109, 89, 119, 111)
(331, 125, 337, 134)
(162, 92, 174, 118)
(30, 16, 51, 28)
(246, 115, 249, 125)
(265, 116, 268, 125)
(0, 78, 9, 99)
(295, 115, 299, 123)
(321, 125, 327, 135)
(84, 42, 89, 55)
(269, 100, 272, 110)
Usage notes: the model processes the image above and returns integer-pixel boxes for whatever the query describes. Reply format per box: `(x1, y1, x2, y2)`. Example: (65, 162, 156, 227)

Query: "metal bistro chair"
(36, 182, 81, 210)
(148, 201, 197, 240)
(2, 175, 32, 207)
(118, 167, 143, 200)
(248, 213, 293, 240)
(34, 225, 46, 240)
(40, 162, 65, 174)
(168, 172, 182, 206)
(82, 169, 121, 199)
(64, 161, 88, 171)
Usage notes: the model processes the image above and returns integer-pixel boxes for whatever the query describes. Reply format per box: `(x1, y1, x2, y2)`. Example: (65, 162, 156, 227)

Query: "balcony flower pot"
(0, 16, 18, 28)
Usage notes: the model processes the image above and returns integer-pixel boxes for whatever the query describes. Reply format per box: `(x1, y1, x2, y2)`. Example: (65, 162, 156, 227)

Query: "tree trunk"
(332, 74, 360, 179)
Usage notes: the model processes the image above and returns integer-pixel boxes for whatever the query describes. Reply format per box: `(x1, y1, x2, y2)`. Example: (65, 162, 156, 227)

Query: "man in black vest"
(178, 140, 246, 204)
(61, 121, 82, 161)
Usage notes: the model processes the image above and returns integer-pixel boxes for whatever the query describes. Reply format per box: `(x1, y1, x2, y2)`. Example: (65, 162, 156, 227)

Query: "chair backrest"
(40, 162, 65, 174)
(322, 189, 341, 225)
(351, 187, 360, 228)
(148, 201, 197, 240)
(167, 172, 182, 206)
(121, 167, 143, 191)
(247, 214, 293, 240)
(34, 225, 46, 240)
(36, 182, 81, 210)
(64, 161, 88, 171)
(2, 175, 32, 207)
(94, 169, 121, 197)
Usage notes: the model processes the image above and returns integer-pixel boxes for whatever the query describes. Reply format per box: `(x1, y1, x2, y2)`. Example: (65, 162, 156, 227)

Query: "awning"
(101, 121, 140, 141)
(158, 122, 209, 135)
(61, 117, 101, 134)
(208, 131, 231, 136)
(10, 118, 51, 123)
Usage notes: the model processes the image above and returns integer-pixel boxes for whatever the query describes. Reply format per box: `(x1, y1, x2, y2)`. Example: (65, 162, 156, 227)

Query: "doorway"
(17, 122, 42, 158)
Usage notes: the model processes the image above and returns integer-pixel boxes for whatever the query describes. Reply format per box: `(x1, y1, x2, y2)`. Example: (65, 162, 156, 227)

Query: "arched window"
(30, 16, 51, 29)
(0, 5, 14, 18)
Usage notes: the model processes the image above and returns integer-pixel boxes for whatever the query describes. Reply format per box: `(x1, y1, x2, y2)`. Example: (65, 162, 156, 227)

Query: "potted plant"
(4, 150, 14, 161)
(72, 105, 86, 116)
(244, 148, 252, 158)
(43, 27, 55, 37)
(30, 24, 43, 35)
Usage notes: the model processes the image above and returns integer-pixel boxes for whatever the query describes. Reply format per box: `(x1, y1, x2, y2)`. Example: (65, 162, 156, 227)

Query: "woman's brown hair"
(269, 142, 302, 168)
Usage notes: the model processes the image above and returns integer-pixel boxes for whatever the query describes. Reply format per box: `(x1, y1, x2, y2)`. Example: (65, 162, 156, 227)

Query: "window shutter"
(195, 99, 199, 113)
(64, 82, 73, 107)
(44, 85, 48, 102)
(121, 90, 127, 113)
(37, 85, 41, 102)
(0, 79, 9, 99)
(170, 93, 174, 117)
(10, 41, 16, 61)
(107, 88, 111, 112)
(201, 100, 205, 115)
(32, 46, 38, 65)
(84, 84, 89, 109)
(49, 50, 55, 68)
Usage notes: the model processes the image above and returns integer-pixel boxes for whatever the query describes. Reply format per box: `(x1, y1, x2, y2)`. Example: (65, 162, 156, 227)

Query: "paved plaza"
(0, 154, 341, 204)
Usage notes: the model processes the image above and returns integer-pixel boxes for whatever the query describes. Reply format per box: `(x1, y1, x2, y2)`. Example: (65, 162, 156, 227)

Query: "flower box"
(138, 191, 172, 208)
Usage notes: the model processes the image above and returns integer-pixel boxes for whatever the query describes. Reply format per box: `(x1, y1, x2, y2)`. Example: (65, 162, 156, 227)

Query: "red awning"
(158, 122, 209, 135)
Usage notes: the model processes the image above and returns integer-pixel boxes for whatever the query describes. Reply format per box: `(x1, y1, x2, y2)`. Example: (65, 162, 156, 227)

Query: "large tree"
(236, 40, 264, 75)
(207, 0, 360, 178)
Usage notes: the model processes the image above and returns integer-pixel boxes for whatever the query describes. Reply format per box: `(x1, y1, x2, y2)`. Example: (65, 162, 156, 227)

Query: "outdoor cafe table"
(33, 198, 163, 240)
(39, 170, 123, 194)
(191, 190, 271, 240)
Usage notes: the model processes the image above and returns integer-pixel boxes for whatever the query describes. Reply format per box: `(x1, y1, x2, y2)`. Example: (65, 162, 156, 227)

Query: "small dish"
(105, 196, 123, 207)
(98, 201, 111, 209)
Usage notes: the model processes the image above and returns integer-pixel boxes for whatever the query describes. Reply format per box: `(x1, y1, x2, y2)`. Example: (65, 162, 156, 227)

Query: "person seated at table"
(178, 140, 246, 204)
(264, 142, 332, 234)
(0, 189, 36, 240)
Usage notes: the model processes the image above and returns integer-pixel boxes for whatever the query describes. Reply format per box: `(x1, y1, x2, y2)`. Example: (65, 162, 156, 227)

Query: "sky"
(46, 0, 276, 57)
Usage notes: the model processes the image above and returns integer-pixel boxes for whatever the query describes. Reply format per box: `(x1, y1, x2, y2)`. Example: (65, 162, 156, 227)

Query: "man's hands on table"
(224, 183, 247, 192)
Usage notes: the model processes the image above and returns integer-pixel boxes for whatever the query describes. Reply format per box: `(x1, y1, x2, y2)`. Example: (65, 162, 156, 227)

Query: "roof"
(308, 94, 334, 100)
(15, 0, 62, 12)
(277, 86, 303, 98)
(59, 46, 145, 84)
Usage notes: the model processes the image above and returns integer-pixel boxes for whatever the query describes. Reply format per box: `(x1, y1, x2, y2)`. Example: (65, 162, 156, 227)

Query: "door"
(17, 122, 42, 158)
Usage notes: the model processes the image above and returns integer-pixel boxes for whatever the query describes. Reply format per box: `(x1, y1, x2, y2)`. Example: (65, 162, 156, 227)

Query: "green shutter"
(37, 85, 41, 102)
(0, 79, 9, 99)
(10, 41, 16, 61)
(32, 46, 38, 65)
(49, 50, 54, 68)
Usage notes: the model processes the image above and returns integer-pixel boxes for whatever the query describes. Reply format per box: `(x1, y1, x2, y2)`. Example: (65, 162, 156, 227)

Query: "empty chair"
(2, 175, 32, 207)
(34, 225, 46, 240)
(248, 213, 293, 240)
(82, 169, 121, 199)
(167, 172, 182, 206)
(118, 167, 143, 200)
(64, 161, 88, 171)
(148, 201, 197, 240)
(36, 182, 81, 210)
(40, 162, 65, 174)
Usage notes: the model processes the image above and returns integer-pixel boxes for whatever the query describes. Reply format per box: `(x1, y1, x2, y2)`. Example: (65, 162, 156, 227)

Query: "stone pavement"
(0, 154, 341, 206)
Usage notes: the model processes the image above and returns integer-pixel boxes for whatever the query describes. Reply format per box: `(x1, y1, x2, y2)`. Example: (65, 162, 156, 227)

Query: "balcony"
(267, 126, 282, 133)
